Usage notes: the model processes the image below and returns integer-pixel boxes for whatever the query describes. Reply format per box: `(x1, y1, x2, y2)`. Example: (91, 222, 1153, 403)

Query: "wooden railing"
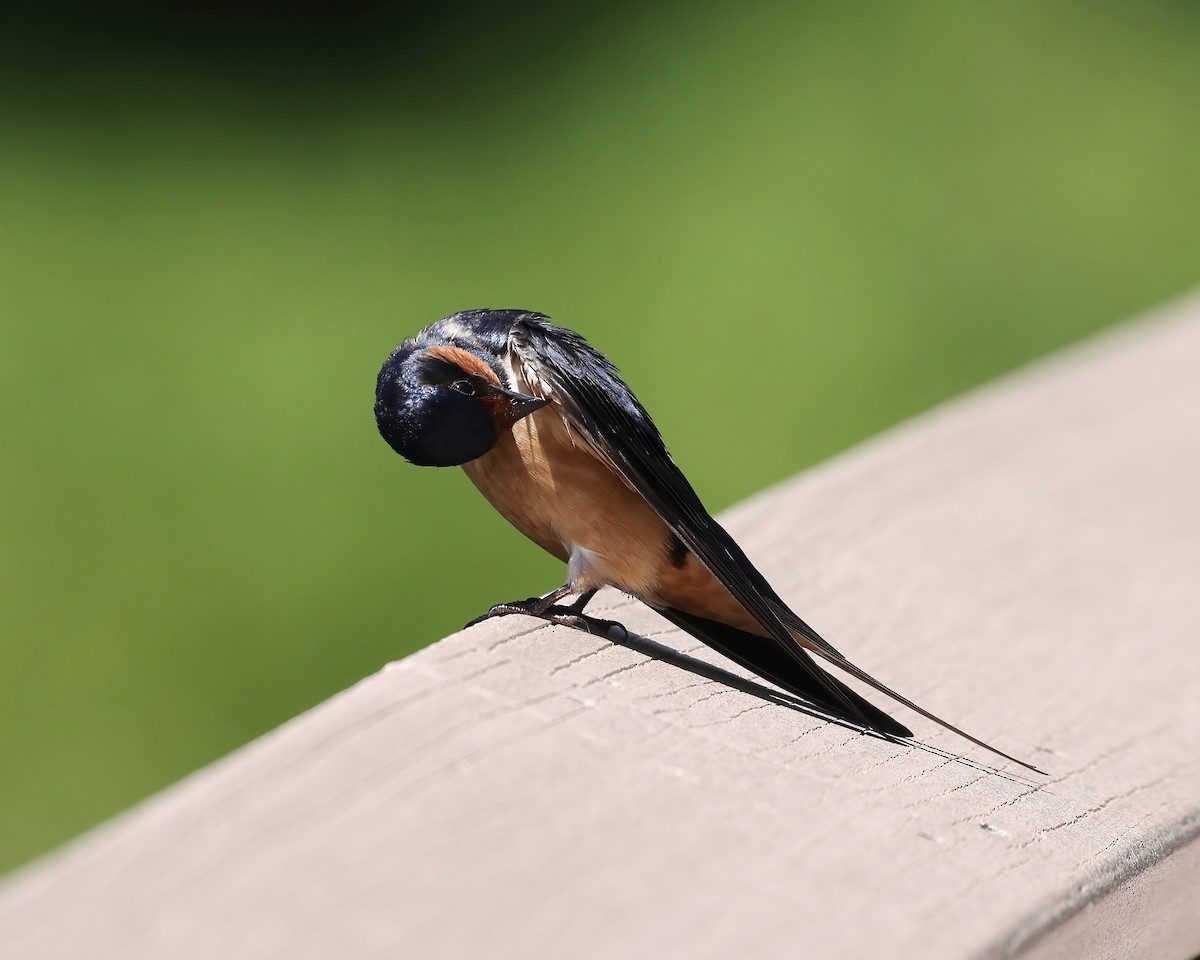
(2, 296, 1199, 960)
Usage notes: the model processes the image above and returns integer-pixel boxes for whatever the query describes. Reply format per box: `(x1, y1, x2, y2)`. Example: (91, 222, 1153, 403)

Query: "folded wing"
(509, 317, 1040, 773)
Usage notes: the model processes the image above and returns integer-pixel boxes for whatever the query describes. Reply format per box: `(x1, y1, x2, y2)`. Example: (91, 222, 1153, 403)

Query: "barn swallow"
(375, 309, 1040, 772)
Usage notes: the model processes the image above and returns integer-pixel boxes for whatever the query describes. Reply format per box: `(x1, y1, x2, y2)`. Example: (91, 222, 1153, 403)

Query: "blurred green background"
(1, 0, 1198, 876)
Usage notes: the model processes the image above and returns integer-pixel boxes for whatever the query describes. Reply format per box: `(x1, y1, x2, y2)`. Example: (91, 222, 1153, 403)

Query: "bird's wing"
(509, 317, 1042, 773)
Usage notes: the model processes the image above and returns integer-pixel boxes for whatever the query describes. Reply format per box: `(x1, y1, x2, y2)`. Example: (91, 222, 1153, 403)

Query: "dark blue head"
(375, 335, 548, 467)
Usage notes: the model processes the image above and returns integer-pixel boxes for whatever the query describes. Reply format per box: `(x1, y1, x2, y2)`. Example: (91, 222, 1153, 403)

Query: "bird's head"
(375, 340, 549, 467)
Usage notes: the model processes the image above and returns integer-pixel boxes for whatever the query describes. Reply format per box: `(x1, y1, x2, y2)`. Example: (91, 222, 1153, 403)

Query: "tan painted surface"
(2, 296, 1199, 959)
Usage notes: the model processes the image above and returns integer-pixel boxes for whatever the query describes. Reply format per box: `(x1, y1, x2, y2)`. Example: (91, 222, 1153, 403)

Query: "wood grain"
(3, 296, 1199, 960)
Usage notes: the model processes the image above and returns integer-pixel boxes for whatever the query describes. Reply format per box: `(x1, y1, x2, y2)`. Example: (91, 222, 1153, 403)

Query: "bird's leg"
(550, 590, 630, 639)
(466, 586, 628, 639)
(463, 583, 574, 629)
(557, 589, 598, 617)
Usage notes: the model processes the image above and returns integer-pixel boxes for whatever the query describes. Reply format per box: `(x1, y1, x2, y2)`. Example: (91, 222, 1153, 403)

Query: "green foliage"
(1, 1, 1198, 874)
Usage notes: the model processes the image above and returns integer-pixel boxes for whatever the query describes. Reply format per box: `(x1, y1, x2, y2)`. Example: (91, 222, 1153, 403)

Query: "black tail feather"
(656, 606, 914, 739)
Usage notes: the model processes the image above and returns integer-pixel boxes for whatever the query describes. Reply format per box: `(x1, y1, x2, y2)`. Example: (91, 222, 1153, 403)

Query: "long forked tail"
(769, 600, 1047, 775)
(657, 607, 914, 739)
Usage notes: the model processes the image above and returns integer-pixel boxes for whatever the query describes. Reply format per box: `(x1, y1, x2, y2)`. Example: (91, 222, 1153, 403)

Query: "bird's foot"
(465, 594, 629, 639)
(463, 597, 544, 629)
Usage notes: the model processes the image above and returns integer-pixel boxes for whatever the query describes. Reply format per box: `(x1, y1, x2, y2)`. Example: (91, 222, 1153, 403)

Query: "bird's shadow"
(585, 622, 1040, 788)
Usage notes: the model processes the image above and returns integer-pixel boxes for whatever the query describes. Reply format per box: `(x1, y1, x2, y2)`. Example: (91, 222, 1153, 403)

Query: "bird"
(374, 308, 1041, 773)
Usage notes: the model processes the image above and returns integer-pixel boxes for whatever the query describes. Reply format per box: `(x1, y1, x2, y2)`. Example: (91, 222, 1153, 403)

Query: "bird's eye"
(448, 379, 478, 396)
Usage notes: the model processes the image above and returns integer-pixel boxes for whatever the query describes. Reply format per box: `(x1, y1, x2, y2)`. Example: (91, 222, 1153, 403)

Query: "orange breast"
(462, 402, 767, 638)
(460, 405, 671, 596)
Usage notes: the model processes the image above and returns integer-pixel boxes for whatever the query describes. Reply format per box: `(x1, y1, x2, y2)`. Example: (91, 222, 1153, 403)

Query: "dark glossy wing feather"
(509, 318, 873, 720)
(510, 316, 1043, 773)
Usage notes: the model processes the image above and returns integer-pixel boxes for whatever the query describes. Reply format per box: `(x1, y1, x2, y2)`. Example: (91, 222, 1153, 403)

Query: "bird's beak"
(492, 385, 551, 422)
